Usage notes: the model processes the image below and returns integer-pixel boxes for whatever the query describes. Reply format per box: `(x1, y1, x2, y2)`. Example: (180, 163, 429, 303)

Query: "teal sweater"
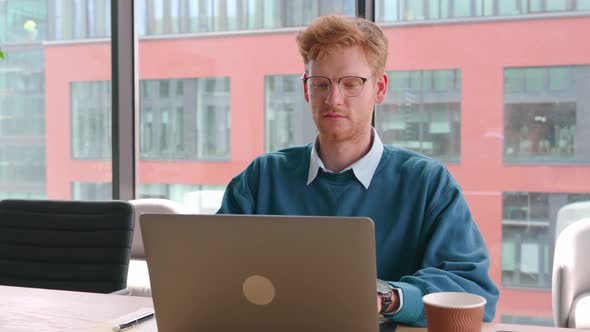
(217, 144, 499, 326)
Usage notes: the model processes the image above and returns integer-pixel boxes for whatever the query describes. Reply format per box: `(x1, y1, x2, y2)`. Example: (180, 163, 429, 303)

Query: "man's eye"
(343, 83, 360, 89)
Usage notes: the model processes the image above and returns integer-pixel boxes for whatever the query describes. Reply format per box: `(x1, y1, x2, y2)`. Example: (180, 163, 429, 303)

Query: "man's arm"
(217, 164, 257, 214)
(385, 185, 499, 326)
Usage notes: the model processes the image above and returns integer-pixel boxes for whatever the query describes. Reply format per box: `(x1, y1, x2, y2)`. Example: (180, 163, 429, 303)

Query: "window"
(139, 77, 230, 160)
(139, 183, 225, 214)
(197, 77, 230, 160)
(376, 0, 588, 23)
(71, 81, 112, 159)
(0, 0, 47, 43)
(0, 146, 46, 193)
(136, 0, 354, 35)
(497, 0, 521, 15)
(72, 181, 112, 200)
(50, 0, 111, 40)
(265, 74, 316, 152)
(501, 192, 590, 289)
(503, 66, 590, 164)
(374, 7, 588, 325)
(0, 50, 45, 137)
(546, 0, 570, 12)
(376, 69, 461, 162)
(1, 0, 113, 201)
(452, 0, 472, 17)
(501, 315, 554, 327)
(0, 49, 46, 197)
(406, 0, 426, 20)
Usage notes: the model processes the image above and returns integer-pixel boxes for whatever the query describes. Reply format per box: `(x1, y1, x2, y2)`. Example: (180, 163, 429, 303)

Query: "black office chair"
(0, 199, 134, 293)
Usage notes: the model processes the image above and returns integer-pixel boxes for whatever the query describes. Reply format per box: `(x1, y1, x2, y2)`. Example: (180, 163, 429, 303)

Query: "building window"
(71, 78, 230, 161)
(376, 69, 461, 163)
(140, 77, 230, 160)
(50, 0, 111, 40)
(501, 192, 590, 289)
(71, 181, 112, 200)
(0, 49, 46, 198)
(0, 49, 45, 137)
(0, 192, 46, 200)
(501, 314, 554, 327)
(0, 146, 46, 191)
(503, 65, 590, 164)
(71, 81, 112, 159)
(264, 74, 316, 152)
(136, 0, 354, 35)
(0, 0, 47, 43)
(139, 183, 225, 214)
(497, 0, 522, 15)
(375, 0, 587, 23)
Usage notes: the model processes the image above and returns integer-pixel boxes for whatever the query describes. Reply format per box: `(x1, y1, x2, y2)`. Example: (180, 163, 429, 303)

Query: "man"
(217, 15, 498, 326)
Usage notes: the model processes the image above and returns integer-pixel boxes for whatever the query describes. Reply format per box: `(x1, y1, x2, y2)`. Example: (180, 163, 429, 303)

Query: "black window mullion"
(111, 0, 138, 200)
(356, 0, 374, 20)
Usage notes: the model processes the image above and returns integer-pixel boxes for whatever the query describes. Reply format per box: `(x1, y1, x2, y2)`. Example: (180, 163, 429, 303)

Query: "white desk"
(0, 285, 154, 331)
(0, 285, 581, 332)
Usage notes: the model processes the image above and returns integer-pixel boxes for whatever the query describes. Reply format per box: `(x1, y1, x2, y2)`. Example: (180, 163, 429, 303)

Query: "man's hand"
(377, 291, 400, 314)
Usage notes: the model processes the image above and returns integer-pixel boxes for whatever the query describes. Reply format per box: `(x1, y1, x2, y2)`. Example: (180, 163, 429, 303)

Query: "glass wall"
(139, 77, 230, 160)
(264, 74, 315, 152)
(0, 0, 112, 200)
(139, 183, 225, 214)
(0, 49, 45, 198)
(71, 81, 112, 159)
(137, 0, 354, 35)
(376, 0, 590, 23)
(0, 0, 48, 42)
(49, 0, 111, 40)
(504, 65, 590, 163)
(375, 4, 590, 325)
(502, 192, 590, 289)
(137, 0, 355, 209)
(376, 69, 461, 162)
(72, 181, 112, 200)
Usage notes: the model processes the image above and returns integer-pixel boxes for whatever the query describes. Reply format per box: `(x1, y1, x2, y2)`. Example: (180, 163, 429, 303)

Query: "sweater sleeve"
(387, 184, 499, 326)
(216, 162, 257, 214)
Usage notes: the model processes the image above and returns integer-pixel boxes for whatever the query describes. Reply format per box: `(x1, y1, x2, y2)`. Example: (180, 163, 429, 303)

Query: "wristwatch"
(377, 279, 393, 314)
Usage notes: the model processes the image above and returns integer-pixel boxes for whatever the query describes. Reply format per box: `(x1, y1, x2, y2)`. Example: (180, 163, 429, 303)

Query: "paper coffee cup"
(423, 292, 486, 332)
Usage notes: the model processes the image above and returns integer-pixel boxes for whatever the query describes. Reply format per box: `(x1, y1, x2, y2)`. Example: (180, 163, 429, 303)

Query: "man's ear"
(301, 73, 310, 103)
(374, 72, 388, 104)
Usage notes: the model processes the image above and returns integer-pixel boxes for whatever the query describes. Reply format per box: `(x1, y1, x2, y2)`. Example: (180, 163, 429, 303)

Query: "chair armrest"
(570, 292, 590, 328)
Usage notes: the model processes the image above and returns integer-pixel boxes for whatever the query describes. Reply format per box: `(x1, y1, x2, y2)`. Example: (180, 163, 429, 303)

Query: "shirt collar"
(307, 128, 384, 189)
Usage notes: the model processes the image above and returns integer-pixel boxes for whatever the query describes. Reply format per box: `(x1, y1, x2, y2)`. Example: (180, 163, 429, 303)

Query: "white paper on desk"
(88, 307, 156, 332)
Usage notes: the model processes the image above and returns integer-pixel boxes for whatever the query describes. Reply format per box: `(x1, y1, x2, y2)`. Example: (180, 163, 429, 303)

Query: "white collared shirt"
(306, 128, 384, 189)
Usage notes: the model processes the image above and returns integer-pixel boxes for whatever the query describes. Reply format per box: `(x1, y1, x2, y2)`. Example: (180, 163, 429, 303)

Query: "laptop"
(140, 214, 379, 332)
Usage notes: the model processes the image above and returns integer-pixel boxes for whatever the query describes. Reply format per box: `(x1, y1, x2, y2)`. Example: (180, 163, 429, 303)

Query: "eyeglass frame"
(301, 74, 370, 98)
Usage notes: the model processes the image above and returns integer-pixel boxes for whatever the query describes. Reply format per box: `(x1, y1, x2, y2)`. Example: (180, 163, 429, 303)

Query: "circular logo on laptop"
(242, 275, 275, 306)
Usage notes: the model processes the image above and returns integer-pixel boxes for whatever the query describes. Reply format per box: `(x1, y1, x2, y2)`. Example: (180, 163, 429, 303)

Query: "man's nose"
(324, 83, 344, 106)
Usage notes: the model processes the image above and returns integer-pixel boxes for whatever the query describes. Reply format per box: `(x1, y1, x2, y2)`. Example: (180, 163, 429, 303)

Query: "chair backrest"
(555, 201, 590, 241)
(128, 198, 188, 259)
(552, 217, 590, 327)
(0, 199, 134, 293)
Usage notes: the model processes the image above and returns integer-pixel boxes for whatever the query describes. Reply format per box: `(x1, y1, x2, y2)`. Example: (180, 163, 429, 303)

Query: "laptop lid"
(141, 214, 378, 332)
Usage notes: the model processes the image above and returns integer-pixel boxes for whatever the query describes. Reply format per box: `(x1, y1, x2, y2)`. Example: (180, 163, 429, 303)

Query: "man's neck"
(317, 129, 373, 173)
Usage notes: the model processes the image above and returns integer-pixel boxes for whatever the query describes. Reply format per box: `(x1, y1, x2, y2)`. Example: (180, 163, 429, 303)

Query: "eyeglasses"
(301, 75, 369, 98)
